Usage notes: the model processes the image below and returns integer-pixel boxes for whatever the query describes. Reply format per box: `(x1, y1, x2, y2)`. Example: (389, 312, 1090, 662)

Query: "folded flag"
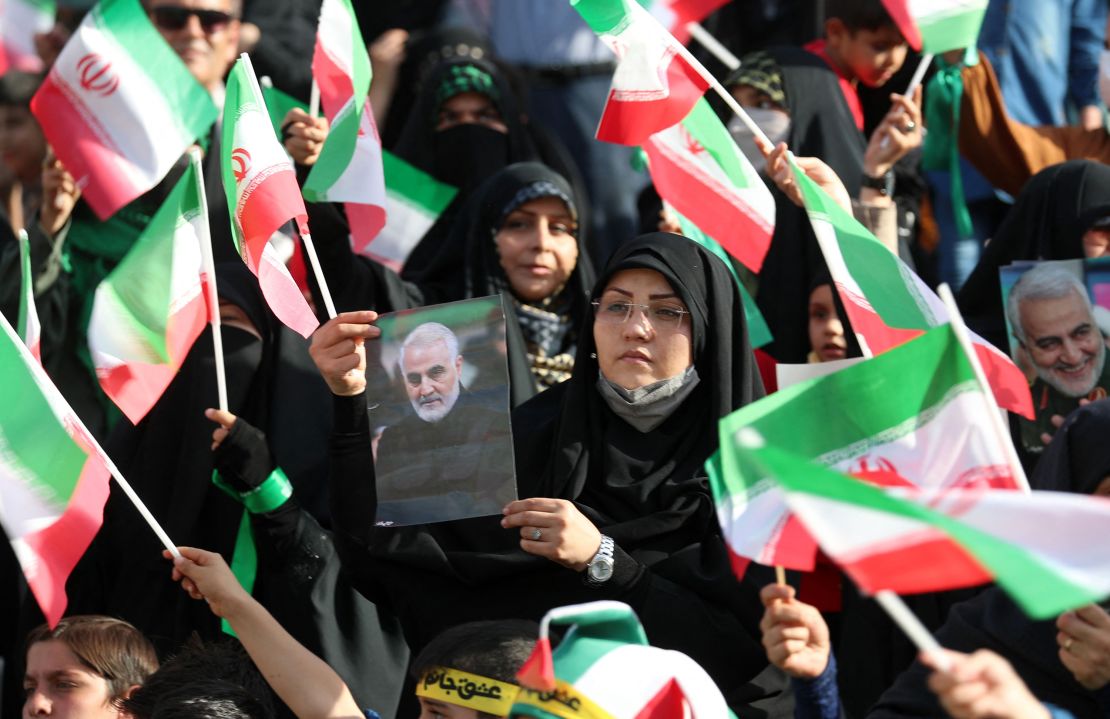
(366, 150, 458, 271)
(17, 230, 41, 362)
(0, 312, 111, 627)
(737, 434, 1110, 619)
(647, 0, 728, 44)
(571, 0, 709, 145)
(710, 324, 1025, 574)
(29, 0, 216, 219)
(88, 157, 210, 424)
(0, 0, 53, 74)
(222, 55, 318, 338)
(303, 0, 386, 253)
(644, 98, 775, 272)
(880, 0, 989, 54)
(790, 163, 1033, 418)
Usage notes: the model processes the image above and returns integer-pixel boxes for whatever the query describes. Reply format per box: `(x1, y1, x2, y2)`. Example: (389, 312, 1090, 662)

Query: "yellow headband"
(416, 666, 519, 716)
(511, 680, 615, 719)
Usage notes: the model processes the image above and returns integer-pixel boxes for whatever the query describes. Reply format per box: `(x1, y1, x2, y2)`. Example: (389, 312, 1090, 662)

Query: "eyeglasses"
(150, 6, 234, 33)
(591, 300, 690, 331)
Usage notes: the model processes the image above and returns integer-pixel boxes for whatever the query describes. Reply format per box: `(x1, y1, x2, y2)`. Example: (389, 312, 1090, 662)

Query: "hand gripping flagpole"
(0, 314, 181, 558)
(189, 148, 228, 413)
(879, 53, 933, 151)
(240, 53, 338, 321)
(937, 283, 1031, 491)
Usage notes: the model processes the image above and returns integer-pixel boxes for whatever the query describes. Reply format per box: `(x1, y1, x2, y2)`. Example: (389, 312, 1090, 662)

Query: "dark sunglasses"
(150, 6, 234, 33)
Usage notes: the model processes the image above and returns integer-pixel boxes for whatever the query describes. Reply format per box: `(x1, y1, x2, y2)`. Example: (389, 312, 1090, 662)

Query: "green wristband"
(211, 467, 293, 514)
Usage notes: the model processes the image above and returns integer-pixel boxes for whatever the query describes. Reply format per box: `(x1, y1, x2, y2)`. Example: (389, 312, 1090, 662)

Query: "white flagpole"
(685, 21, 740, 71)
(309, 79, 320, 119)
(874, 591, 951, 671)
(0, 313, 181, 557)
(239, 54, 338, 321)
(188, 148, 228, 412)
(937, 283, 1031, 491)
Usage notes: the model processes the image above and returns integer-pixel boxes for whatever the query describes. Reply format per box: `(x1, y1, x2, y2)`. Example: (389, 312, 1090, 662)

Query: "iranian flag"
(644, 98, 775, 272)
(303, 0, 386, 254)
(709, 324, 1026, 574)
(366, 150, 457, 271)
(29, 0, 216, 220)
(880, 0, 989, 54)
(648, 0, 728, 44)
(87, 158, 210, 424)
(17, 230, 41, 362)
(0, 0, 53, 74)
(791, 164, 1033, 418)
(0, 312, 111, 627)
(572, 0, 710, 146)
(737, 437, 1110, 619)
(223, 55, 318, 338)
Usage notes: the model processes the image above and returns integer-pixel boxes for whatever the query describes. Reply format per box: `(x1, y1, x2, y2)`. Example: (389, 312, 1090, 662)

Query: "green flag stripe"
(383, 150, 457, 216)
(17, 234, 30, 340)
(572, 0, 633, 35)
(683, 99, 749, 189)
(261, 84, 307, 137)
(0, 332, 88, 502)
(751, 443, 1100, 618)
(303, 99, 362, 200)
(797, 170, 933, 329)
(919, 10, 988, 54)
(718, 325, 975, 480)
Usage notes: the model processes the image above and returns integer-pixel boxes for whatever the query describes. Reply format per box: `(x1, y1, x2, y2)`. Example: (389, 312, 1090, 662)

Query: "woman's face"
(1082, 226, 1110, 258)
(495, 196, 579, 302)
(23, 640, 120, 719)
(593, 268, 694, 390)
(0, 105, 46, 183)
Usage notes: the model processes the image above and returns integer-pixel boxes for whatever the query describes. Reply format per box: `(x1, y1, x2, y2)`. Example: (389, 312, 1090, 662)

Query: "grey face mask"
(727, 108, 791, 169)
(596, 366, 701, 433)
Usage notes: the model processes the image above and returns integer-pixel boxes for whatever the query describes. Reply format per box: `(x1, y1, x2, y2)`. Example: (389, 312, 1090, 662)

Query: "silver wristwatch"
(586, 535, 615, 584)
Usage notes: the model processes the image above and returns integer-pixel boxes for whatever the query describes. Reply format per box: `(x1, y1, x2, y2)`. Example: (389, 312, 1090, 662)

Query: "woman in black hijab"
(310, 162, 593, 407)
(317, 233, 791, 717)
(958, 160, 1110, 352)
(868, 399, 1110, 719)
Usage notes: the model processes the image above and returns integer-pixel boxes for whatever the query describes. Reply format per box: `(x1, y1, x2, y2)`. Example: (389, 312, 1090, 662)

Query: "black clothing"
(754, 47, 867, 363)
(869, 400, 1110, 719)
(329, 233, 790, 716)
(958, 160, 1110, 352)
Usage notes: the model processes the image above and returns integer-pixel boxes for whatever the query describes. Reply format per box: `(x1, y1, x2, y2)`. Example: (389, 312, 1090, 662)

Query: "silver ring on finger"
(901, 120, 916, 132)
(530, 528, 542, 541)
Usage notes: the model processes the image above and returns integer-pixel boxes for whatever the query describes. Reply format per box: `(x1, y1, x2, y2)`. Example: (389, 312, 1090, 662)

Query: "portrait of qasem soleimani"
(365, 297, 517, 526)
(1002, 260, 1110, 453)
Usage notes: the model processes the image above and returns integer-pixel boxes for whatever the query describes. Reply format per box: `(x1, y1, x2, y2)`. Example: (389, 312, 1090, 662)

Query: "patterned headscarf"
(726, 51, 785, 106)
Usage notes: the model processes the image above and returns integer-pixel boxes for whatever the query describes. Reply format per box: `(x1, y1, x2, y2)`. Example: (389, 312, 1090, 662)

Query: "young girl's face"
(808, 284, 847, 362)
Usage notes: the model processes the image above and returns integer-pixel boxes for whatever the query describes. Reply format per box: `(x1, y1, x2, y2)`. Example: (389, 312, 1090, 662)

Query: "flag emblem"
(77, 53, 119, 96)
(231, 148, 250, 182)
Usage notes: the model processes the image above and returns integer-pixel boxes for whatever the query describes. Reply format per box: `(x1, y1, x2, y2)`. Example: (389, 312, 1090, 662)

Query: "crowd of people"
(2, 0, 1110, 718)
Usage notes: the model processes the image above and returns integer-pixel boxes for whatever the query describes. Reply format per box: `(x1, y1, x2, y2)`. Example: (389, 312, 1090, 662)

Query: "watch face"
(588, 560, 614, 582)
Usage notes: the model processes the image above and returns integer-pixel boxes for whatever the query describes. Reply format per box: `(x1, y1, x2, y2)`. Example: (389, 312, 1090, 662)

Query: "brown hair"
(25, 615, 159, 700)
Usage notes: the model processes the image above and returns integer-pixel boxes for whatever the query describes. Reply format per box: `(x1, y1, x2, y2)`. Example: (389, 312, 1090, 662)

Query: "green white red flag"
(87, 157, 211, 424)
(366, 150, 457, 271)
(0, 311, 111, 627)
(647, 0, 728, 44)
(709, 324, 1026, 574)
(29, 0, 216, 219)
(303, 0, 386, 253)
(880, 0, 989, 54)
(736, 435, 1110, 619)
(17, 230, 41, 362)
(0, 0, 53, 73)
(222, 55, 318, 338)
(790, 163, 1033, 418)
(571, 0, 710, 145)
(643, 98, 775, 272)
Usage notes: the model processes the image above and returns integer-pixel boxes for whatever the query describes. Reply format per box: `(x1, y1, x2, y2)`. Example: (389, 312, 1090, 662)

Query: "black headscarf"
(958, 160, 1110, 352)
(869, 399, 1110, 719)
(393, 56, 540, 283)
(749, 47, 867, 363)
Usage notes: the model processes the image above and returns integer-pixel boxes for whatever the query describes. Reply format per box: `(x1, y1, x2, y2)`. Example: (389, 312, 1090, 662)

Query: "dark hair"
(0, 72, 43, 107)
(148, 679, 271, 719)
(825, 0, 897, 32)
(25, 615, 159, 701)
(412, 619, 537, 685)
(121, 636, 276, 719)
